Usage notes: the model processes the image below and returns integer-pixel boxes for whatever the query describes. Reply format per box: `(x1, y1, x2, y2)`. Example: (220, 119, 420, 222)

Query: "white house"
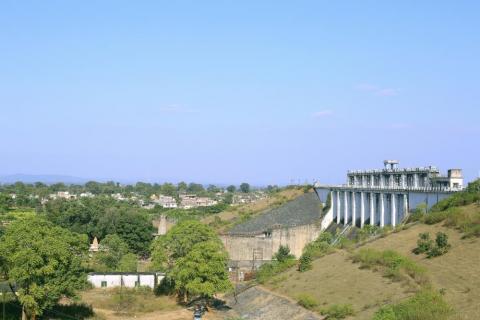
(87, 272, 165, 289)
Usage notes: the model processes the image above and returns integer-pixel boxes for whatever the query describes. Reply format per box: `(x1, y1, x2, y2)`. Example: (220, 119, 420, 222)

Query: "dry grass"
(268, 250, 411, 320)
(363, 223, 480, 320)
(80, 289, 226, 320)
(81, 288, 180, 316)
(267, 221, 480, 320)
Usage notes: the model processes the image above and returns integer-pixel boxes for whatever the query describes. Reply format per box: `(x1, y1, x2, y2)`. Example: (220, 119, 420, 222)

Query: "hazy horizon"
(1, 1, 479, 185)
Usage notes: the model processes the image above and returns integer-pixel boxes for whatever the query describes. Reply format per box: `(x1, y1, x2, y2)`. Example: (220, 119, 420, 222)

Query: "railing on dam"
(314, 183, 463, 193)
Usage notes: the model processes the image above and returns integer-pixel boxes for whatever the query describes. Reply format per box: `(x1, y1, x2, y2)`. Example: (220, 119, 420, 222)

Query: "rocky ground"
(224, 285, 323, 320)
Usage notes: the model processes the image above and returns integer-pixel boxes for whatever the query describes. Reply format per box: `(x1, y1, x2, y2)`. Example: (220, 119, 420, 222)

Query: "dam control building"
(315, 160, 463, 228)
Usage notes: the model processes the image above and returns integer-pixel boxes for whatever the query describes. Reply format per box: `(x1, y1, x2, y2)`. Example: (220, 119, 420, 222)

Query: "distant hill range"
(0, 174, 89, 185)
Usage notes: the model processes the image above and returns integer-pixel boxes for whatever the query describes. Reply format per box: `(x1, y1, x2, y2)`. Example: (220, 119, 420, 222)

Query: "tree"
(0, 217, 88, 319)
(273, 245, 294, 263)
(150, 220, 218, 269)
(239, 183, 250, 193)
(117, 253, 138, 272)
(0, 193, 13, 212)
(177, 182, 188, 193)
(207, 184, 219, 193)
(187, 183, 205, 194)
(171, 241, 232, 301)
(94, 234, 130, 271)
(226, 185, 236, 193)
(161, 183, 177, 197)
(96, 207, 154, 255)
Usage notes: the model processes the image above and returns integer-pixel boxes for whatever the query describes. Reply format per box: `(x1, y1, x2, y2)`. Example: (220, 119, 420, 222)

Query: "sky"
(0, 1, 479, 185)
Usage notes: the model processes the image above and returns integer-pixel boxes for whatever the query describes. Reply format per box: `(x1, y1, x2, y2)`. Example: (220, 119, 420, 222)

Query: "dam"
(315, 160, 464, 228)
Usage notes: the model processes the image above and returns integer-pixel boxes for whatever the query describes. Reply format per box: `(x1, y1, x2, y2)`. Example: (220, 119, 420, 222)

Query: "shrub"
(357, 225, 381, 241)
(413, 232, 433, 255)
(317, 231, 334, 244)
(373, 289, 452, 320)
(256, 247, 296, 283)
(435, 232, 449, 248)
(320, 304, 355, 319)
(352, 249, 428, 286)
(154, 276, 175, 296)
(426, 232, 450, 258)
(372, 306, 397, 320)
(298, 251, 313, 272)
(414, 232, 450, 258)
(463, 223, 480, 238)
(423, 211, 448, 224)
(274, 245, 294, 263)
(297, 293, 318, 310)
(256, 259, 296, 284)
(298, 232, 334, 271)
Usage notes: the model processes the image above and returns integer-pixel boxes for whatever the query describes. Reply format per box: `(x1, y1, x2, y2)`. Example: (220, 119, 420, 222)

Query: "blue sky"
(1, 1, 479, 185)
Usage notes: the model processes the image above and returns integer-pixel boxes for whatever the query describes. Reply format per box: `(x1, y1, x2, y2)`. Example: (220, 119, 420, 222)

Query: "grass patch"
(320, 304, 355, 319)
(256, 259, 296, 284)
(352, 248, 428, 286)
(373, 289, 452, 320)
(298, 232, 334, 271)
(81, 287, 180, 315)
(297, 293, 319, 310)
(297, 294, 354, 319)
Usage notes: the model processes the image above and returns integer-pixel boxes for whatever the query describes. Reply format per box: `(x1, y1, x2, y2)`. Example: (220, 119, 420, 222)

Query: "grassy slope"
(202, 188, 305, 232)
(266, 204, 480, 320)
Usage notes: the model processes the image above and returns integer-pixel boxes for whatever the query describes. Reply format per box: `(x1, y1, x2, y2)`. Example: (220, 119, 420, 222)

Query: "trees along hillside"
(151, 220, 232, 301)
(172, 241, 232, 301)
(91, 234, 137, 272)
(0, 216, 88, 320)
(96, 207, 153, 256)
(43, 197, 154, 256)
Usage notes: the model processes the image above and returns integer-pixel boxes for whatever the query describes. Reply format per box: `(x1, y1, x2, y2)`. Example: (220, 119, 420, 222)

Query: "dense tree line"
(0, 180, 257, 200)
(42, 197, 154, 255)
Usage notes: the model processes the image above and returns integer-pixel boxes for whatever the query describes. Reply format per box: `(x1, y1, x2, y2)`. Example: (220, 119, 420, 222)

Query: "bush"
(274, 245, 294, 263)
(256, 259, 296, 284)
(154, 276, 175, 296)
(413, 232, 433, 255)
(435, 232, 449, 248)
(463, 223, 480, 239)
(352, 249, 428, 286)
(297, 293, 318, 310)
(256, 246, 296, 283)
(372, 306, 397, 320)
(424, 211, 448, 224)
(320, 304, 355, 319)
(298, 232, 334, 271)
(298, 251, 313, 272)
(414, 232, 450, 258)
(373, 289, 452, 320)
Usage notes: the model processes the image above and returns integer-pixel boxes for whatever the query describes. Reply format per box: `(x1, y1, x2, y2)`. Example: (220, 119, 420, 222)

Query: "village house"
(179, 194, 218, 209)
(150, 194, 178, 208)
(232, 191, 268, 205)
(49, 191, 77, 200)
(80, 192, 95, 198)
